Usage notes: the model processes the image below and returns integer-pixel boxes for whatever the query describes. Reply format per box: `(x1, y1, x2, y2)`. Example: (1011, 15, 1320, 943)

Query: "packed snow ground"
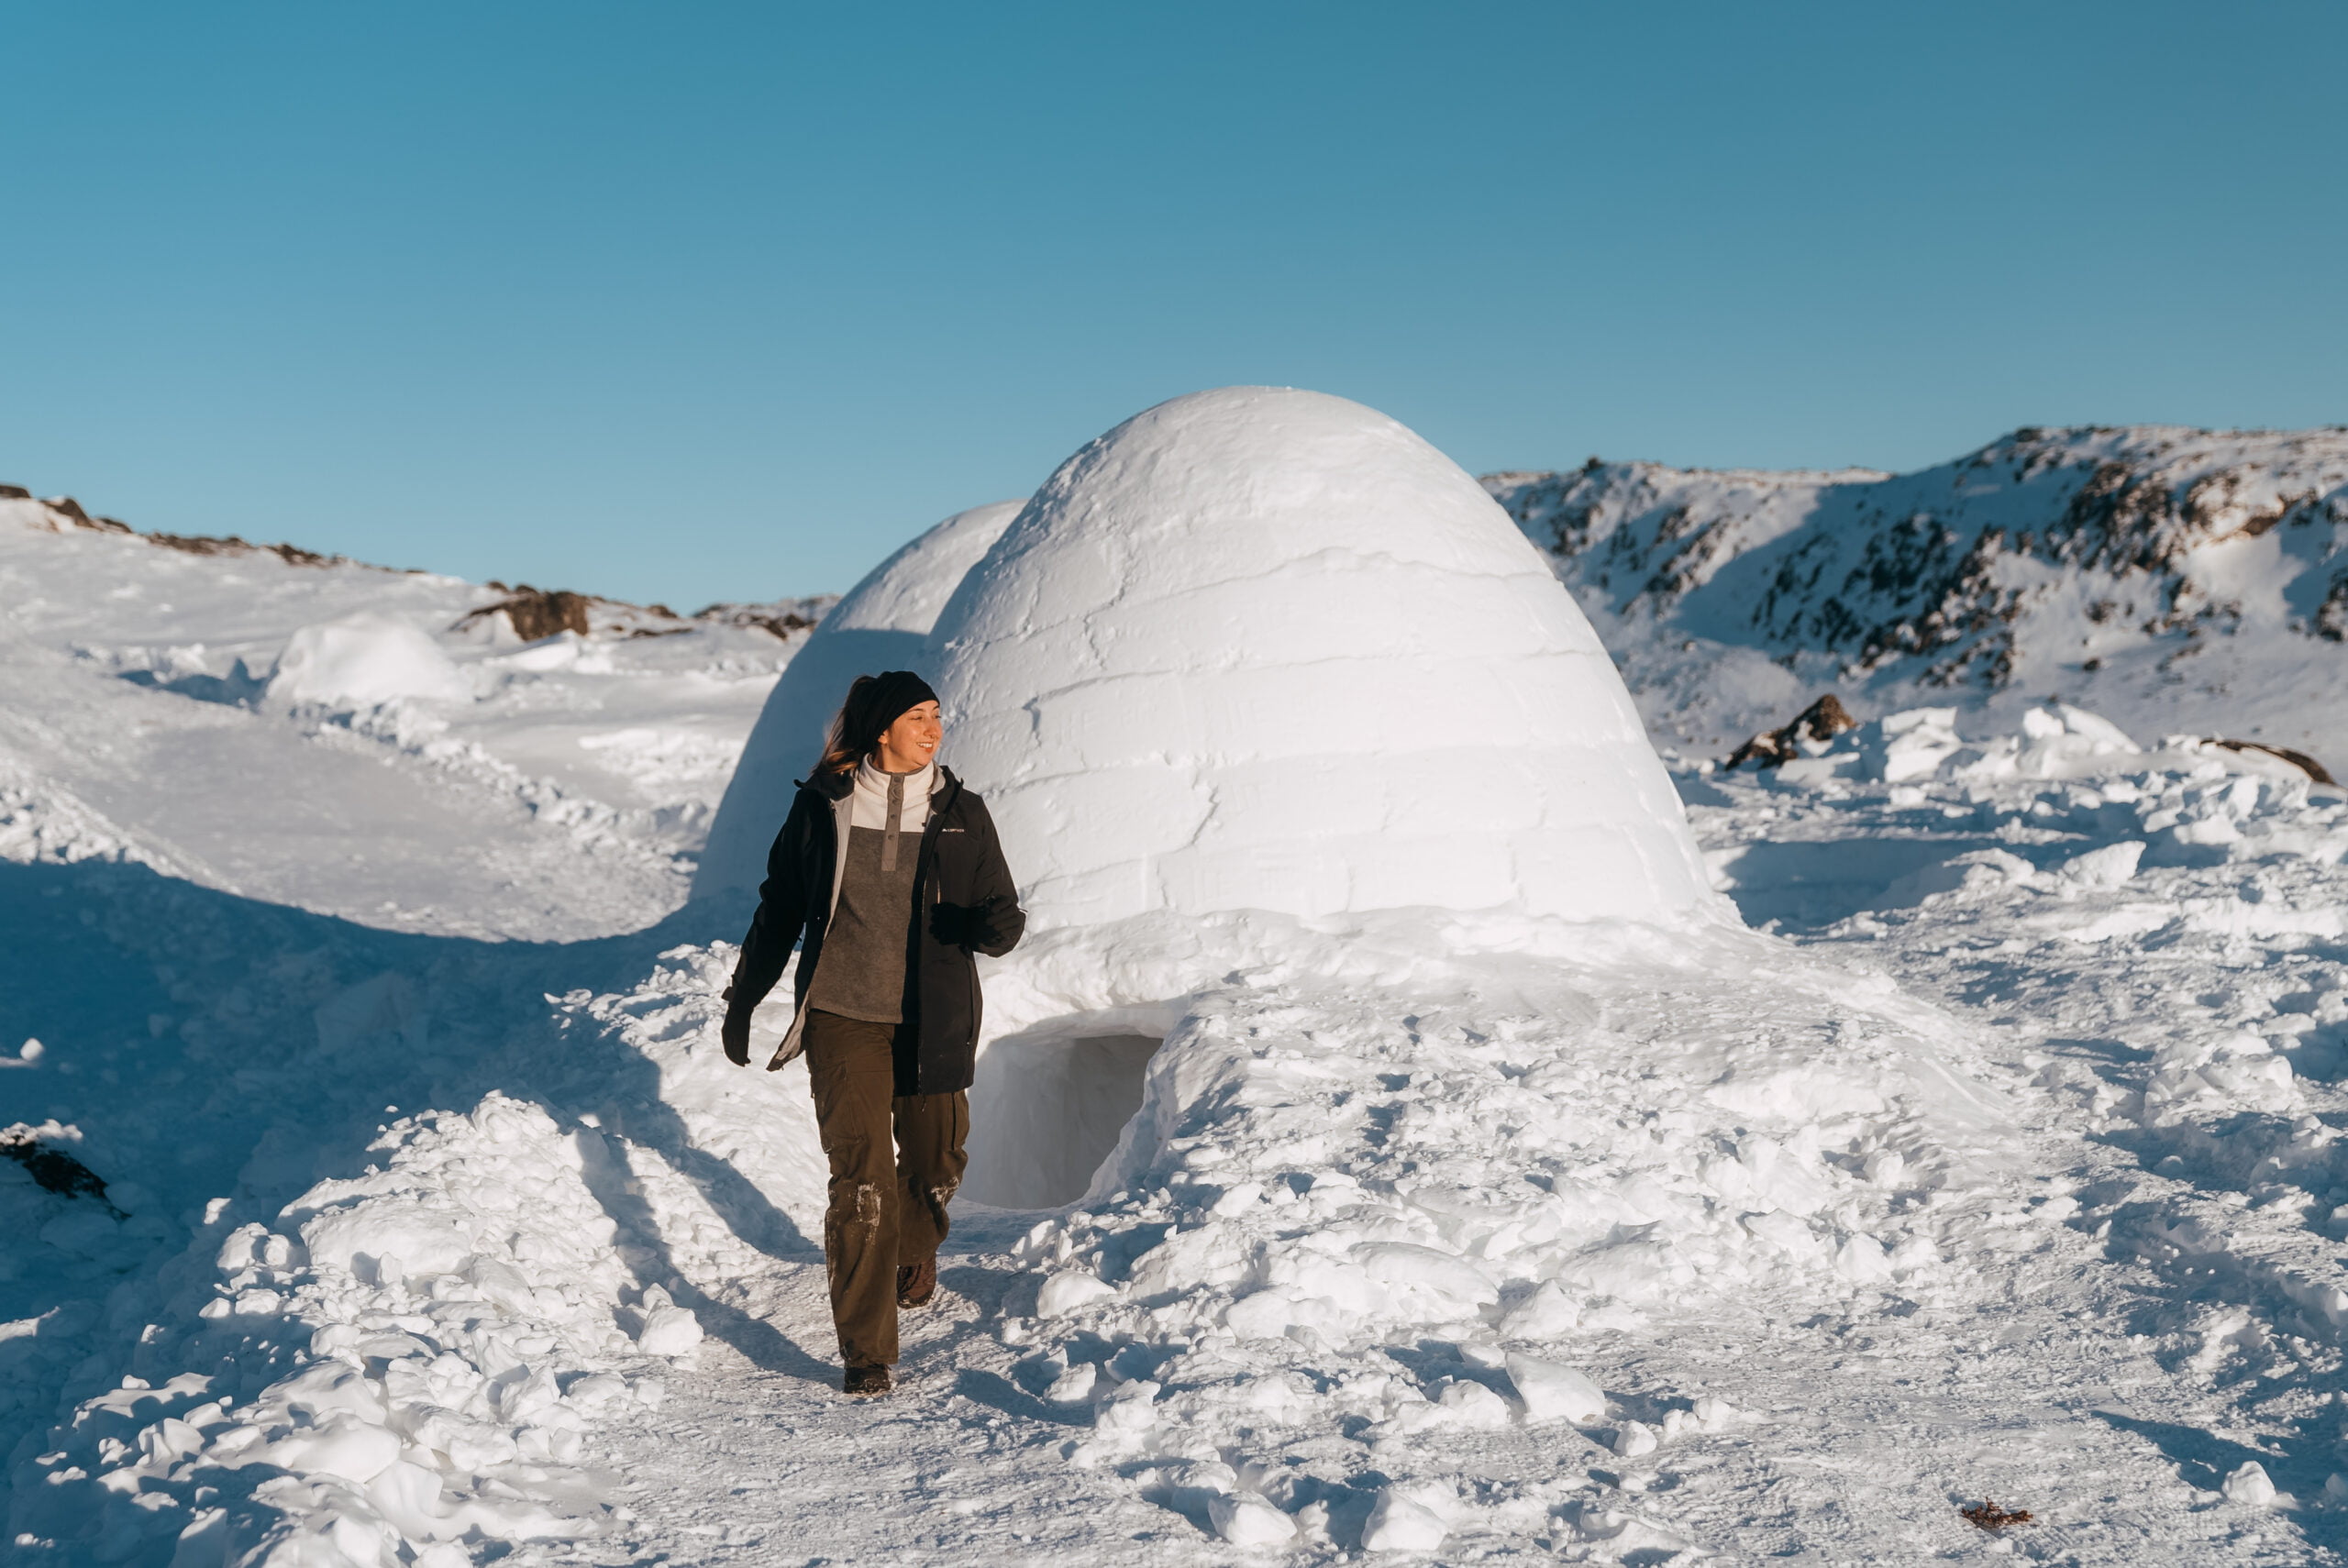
(11, 451, 2348, 1563)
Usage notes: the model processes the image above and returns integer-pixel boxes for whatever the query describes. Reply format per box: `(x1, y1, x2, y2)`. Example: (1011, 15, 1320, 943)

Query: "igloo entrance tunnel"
(962, 1027, 1161, 1208)
(707, 386, 1718, 1209)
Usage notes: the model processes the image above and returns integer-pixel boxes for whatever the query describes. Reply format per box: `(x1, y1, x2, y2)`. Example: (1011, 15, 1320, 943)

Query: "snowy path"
(583, 1044, 2321, 1566)
(586, 1250, 1222, 1567)
(602, 1232, 2285, 1565)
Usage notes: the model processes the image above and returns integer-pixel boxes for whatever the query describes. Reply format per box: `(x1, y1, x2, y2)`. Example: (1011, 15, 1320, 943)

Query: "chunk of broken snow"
(1497, 1279, 1580, 1339)
(1207, 1494, 1297, 1547)
(1612, 1419, 1660, 1457)
(2222, 1461, 2279, 1507)
(1359, 1487, 1449, 1551)
(1504, 1353, 1607, 1423)
(1036, 1270, 1119, 1316)
(2059, 841, 2145, 887)
(634, 1286, 703, 1355)
(1353, 1241, 1498, 1314)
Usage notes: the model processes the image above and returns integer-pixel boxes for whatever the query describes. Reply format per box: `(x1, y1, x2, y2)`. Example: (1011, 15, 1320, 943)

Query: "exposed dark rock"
(1718, 699, 1859, 769)
(23, 495, 137, 535)
(1724, 694, 1858, 770)
(457, 586, 597, 642)
(625, 602, 695, 638)
(145, 531, 344, 566)
(0, 483, 29, 500)
(458, 587, 814, 644)
(2212, 739, 2338, 787)
(2317, 576, 2348, 643)
(692, 602, 822, 640)
(0, 1126, 116, 1209)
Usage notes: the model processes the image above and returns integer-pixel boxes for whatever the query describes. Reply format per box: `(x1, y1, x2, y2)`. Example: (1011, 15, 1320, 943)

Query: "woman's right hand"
(720, 985, 752, 1066)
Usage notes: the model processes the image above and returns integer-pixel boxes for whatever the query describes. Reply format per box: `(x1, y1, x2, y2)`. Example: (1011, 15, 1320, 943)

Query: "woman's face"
(875, 700, 943, 771)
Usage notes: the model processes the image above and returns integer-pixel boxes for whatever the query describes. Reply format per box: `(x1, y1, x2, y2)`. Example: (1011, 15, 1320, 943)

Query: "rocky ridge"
(4, 486, 831, 645)
(1485, 425, 2348, 756)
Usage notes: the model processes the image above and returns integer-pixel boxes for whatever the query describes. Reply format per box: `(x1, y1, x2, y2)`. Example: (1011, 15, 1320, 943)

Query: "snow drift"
(933, 386, 1717, 928)
(266, 613, 474, 709)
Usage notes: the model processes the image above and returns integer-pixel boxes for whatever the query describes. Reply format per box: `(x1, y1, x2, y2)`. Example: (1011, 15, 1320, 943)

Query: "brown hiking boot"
(843, 1363, 892, 1397)
(896, 1256, 937, 1309)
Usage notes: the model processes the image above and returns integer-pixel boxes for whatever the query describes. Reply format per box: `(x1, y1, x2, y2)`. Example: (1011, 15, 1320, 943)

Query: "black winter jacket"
(728, 766, 1024, 1095)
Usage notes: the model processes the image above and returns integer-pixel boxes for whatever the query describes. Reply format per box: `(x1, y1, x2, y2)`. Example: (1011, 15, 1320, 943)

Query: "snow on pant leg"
(803, 1010, 901, 1367)
(892, 1090, 969, 1264)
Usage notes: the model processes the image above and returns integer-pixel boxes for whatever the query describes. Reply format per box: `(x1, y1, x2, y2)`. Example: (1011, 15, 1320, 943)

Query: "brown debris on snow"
(6, 491, 135, 536)
(1723, 693, 1858, 770)
(692, 603, 820, 640)
(1958, 1499, 2033, 1532)
(147, 532, 344, 567)
(39, 496, 133, 534)
(2212, 738, 2339, 787)
(456, 585, 737, 643)
(0, 1126, 116, 1209)
(458, 586, 600, 642)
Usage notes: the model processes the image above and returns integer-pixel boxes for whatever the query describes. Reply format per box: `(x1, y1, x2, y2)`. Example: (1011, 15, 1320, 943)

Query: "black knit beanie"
(840, 670, 938, 756)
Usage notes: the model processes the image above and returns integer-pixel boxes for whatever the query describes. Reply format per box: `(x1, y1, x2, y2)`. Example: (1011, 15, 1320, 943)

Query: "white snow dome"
(693, 501, 1022, 900)
(931, 386, 1713, 928)
(267, 613, 472, 707)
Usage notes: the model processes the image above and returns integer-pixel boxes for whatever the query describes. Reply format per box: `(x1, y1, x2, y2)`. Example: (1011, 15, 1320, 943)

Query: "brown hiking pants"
(802, 1010, 969, 1368)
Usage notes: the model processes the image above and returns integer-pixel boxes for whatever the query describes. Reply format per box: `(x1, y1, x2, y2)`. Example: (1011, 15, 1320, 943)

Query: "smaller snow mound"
(693, 501, 1022, 900)
(267, 613, 473, 708)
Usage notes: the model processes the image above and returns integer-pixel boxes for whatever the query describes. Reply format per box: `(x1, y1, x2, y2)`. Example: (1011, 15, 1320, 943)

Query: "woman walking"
(720, 670, 1024, 1397)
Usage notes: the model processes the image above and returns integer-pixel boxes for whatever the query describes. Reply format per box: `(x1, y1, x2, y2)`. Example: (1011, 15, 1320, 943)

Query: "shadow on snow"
(0, 854, 836, 1544)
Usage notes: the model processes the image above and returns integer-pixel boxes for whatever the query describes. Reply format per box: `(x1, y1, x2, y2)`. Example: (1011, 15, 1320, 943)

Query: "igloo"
(692, 500, 1021, 900)
(931, 385, 1713, 929)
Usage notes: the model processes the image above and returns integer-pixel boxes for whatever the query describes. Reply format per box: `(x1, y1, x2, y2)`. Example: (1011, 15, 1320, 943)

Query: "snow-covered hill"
(0, 489, 825, 936)
(13, 404, 2348, 1568)
(1486, 425, 2348, 763)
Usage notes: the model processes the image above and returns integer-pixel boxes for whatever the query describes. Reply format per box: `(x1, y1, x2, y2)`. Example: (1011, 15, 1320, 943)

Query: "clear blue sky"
(3, 2, 2342, 607)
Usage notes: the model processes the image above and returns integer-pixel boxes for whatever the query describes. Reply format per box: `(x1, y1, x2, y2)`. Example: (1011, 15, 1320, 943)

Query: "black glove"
(928, 902, 974, 947)
(929, 898, 1006, 950)
(720, 984, 752, 1067)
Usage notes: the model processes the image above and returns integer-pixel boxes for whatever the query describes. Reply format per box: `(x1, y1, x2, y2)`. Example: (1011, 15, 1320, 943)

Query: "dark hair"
(818, 671, 938, 775)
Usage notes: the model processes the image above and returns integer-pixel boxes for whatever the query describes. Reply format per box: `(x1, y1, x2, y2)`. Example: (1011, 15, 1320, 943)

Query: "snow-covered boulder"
(693, 501, 1022, 898)
(931, 386, 1715, 927)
